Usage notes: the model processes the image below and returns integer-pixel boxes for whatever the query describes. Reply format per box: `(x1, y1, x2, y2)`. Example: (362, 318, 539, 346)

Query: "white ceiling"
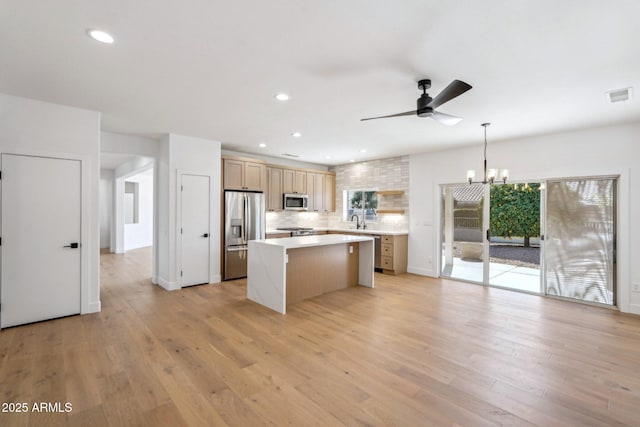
(1, 1, 639, 165)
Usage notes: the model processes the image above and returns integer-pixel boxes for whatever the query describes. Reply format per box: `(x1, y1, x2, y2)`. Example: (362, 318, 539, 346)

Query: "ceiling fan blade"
(360, 110, 416, 121)
(431, 111, 463, 126)
(427, 80, 472, 110)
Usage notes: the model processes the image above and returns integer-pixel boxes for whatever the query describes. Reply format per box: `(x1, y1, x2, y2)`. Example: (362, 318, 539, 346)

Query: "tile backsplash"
(265, 155, 409, 231)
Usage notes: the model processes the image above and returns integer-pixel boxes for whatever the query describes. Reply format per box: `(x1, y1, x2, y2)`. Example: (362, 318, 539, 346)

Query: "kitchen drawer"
(382, 235, 393, 244)
(381, 256, 393, 269)
(381, 243, 393, 257)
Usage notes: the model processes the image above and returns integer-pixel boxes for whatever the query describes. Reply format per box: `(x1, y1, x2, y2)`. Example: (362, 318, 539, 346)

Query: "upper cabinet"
(307, 172, 335, 212)
(324, 174, 335, 212)
(266, 167, 283, 211)
(223, 158, 266, 191)
(282, 169, 307, 194)
(225, 156, 335, 212)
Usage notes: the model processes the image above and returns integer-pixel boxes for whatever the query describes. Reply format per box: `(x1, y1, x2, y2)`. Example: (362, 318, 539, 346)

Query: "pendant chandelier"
(466, 122, 509, 185)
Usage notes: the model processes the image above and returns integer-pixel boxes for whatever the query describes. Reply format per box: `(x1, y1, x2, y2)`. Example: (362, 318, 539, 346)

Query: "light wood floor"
(2, 247, 640, 426)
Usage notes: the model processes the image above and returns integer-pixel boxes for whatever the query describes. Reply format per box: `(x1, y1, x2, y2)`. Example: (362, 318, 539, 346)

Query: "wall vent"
(606, 87, 633, 103)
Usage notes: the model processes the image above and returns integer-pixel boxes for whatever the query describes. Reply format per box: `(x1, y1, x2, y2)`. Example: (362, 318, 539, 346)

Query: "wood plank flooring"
(1, 246, 640, 426)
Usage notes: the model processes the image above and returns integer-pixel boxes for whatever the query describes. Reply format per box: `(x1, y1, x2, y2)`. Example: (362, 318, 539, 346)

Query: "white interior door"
(1, 154, 81, 328)
(181, 174, 210, 287)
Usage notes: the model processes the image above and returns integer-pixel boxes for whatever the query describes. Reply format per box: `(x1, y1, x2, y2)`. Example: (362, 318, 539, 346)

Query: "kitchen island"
(247, 234, 374, 314)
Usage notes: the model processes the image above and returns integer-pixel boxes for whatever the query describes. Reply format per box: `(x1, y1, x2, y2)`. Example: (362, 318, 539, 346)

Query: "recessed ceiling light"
(360, 149, 367, 153)
(349, 159, 355, 163)
(275, 93, 289, 101)
(325, 156, 332, 159)
(88, 29, 114, 44)
(258, 143, 267, 148)
(291, 132, 302, 138)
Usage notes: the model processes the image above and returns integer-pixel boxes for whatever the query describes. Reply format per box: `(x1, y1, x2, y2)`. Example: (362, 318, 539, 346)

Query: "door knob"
(201, 233, 209, 238)
(63, 242, 79, 249)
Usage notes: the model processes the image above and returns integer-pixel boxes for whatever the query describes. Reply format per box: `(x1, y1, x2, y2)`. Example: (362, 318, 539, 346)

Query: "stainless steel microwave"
(283, 193, 308, 211)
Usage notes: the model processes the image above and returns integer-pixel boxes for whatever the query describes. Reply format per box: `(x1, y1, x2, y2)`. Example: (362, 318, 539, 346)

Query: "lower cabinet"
(380, 234, 408, 275)
(327, 231, 407, 275)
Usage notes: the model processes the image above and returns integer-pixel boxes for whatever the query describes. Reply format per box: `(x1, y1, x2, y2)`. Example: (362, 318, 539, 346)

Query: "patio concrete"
(442, 257, 541, 293)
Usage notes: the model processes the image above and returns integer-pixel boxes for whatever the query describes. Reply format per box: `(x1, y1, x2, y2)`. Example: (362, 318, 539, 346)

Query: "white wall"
(124, 170, 153, 251)
(100, 169, 113, 248)
(156, 133, 222, 290)
(102, 131, 160, 158)
(0, 93, 101, 314)
(409, 122, 640, 314)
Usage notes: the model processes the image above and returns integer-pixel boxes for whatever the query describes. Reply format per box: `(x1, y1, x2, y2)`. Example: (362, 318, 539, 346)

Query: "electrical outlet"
(633, 283, 640, 293)
(349, 245, 353, 254)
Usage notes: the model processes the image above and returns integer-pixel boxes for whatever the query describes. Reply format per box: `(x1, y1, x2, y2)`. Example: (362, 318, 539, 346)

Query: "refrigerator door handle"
(242, 194, 247, 243)
(245, 194, 251, 243)
(227, 246, 248, 252)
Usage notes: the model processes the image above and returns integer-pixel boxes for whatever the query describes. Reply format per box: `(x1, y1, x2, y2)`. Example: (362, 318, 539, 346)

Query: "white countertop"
(265, 228, 408, 236)
(322, 228, 408, 236)
(259, 233, 373, 249)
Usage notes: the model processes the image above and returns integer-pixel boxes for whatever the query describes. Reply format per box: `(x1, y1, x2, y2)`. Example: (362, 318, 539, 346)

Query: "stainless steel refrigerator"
(224, 191, 265, 280)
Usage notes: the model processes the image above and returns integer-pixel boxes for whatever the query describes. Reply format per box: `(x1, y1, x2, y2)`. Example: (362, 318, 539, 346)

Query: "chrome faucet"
(359, 201, 367, 230)
(350, 214, 361, 229)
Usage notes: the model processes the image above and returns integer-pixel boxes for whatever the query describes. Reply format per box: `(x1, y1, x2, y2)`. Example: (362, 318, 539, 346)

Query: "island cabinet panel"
(286, 243, 359, 305)
(282, 169, 307, 194)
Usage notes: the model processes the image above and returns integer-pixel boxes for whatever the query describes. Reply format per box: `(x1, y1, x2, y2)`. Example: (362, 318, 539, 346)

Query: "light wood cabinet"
(282, 169, 307, 194)
(306, 172, 335, 212)
(266, 232, 291, 238)
(225, 155, 336, 212)
(223, 158, 266, 191)
(380, 234, 408, 275)
(266, 167, 283, 211)
(324, 174, 335, 212)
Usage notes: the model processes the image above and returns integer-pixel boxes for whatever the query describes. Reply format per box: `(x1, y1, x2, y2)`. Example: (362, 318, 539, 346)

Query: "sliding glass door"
(441, 177, 616, 306)
(441, 182, 543, 290)
(544, 178, 616, 305)
(488, 182, 542, 293)
(441, 184, 486, 283)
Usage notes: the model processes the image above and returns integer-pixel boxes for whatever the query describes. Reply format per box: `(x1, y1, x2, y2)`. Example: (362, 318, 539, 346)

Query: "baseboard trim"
(157, 277, 179, 291)
(626, 303, 640, 316)
(211, 274, 222, 284)
(407, 266, 436, 278)
(85, 300, 101, 314)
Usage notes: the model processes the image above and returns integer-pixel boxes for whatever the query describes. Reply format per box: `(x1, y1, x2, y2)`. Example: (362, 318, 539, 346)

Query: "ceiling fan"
(361, 79, 472, 126)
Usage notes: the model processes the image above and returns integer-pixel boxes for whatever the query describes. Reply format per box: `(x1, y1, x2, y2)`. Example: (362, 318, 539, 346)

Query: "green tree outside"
(490, 183, 540, 247)
(350, 191, 378, 210)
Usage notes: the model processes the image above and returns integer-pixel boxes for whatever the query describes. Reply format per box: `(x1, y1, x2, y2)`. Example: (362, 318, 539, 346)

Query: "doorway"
(441, 181, 543, 293)
(179, 173, 211, 287)
(1, 154, 81, 328)
(441, 177, 617, 306)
